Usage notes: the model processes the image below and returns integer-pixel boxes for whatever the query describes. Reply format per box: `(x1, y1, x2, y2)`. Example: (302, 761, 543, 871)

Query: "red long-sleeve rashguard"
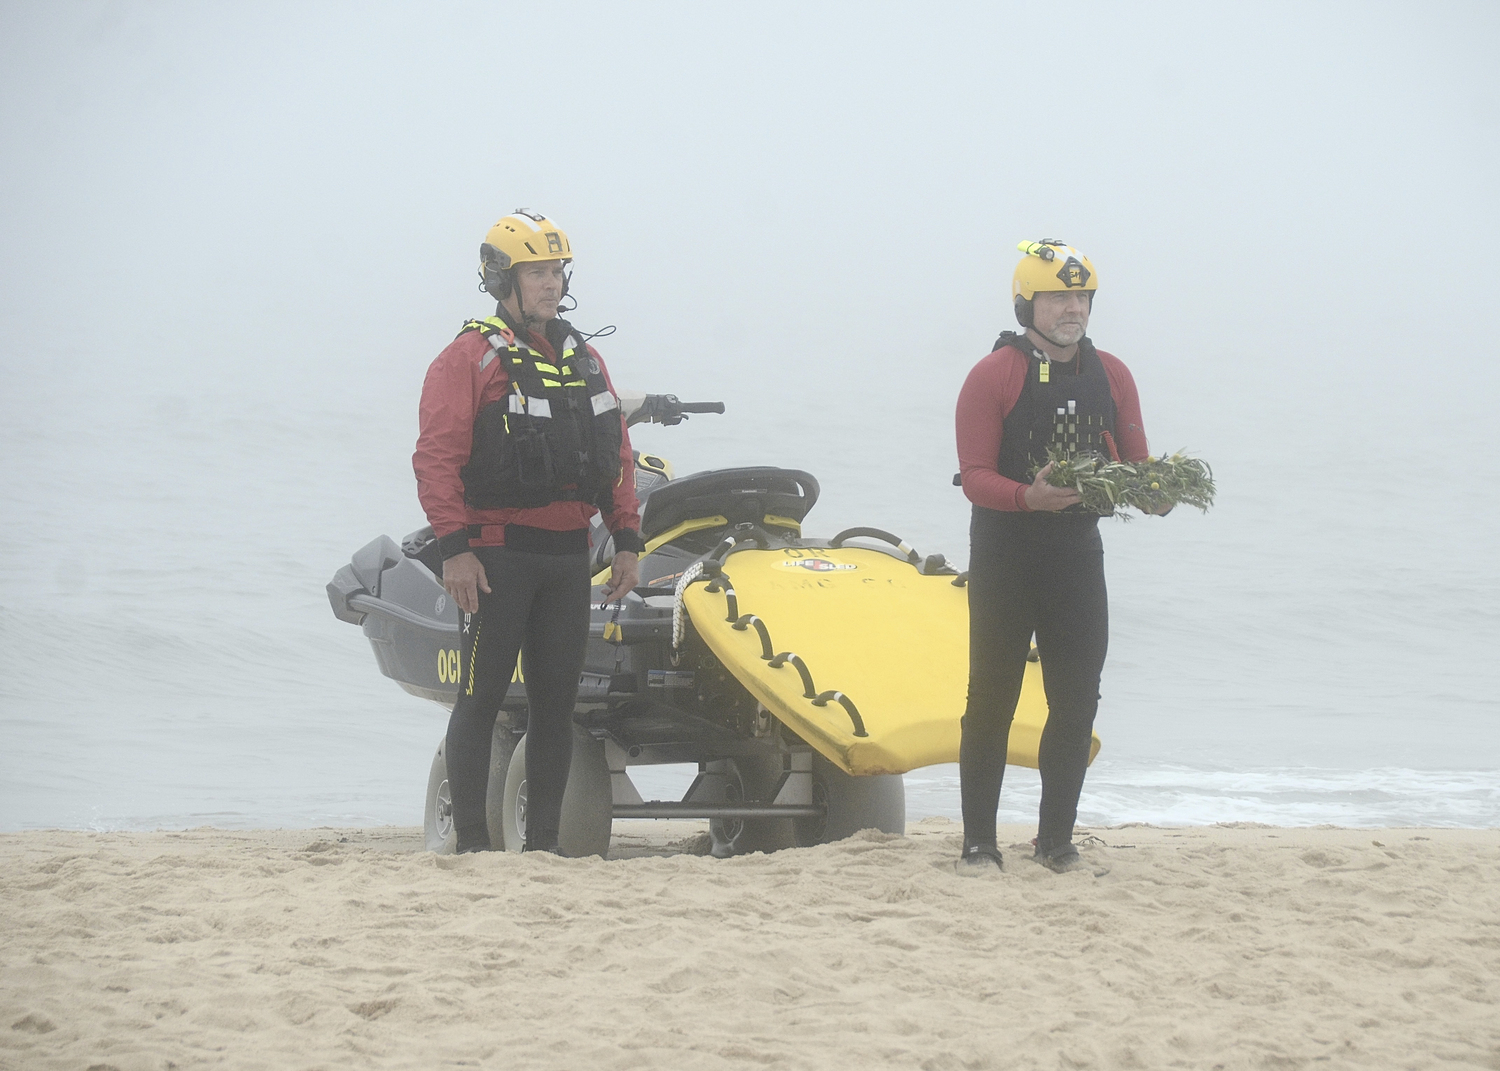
(955, 343, 1149, 512)
(413, 328, 641, 549)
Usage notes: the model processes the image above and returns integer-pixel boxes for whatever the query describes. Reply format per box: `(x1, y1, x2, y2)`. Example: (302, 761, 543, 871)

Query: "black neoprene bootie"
(455, 827, 492, 854)
(1033, 840, 1083, 872)
(954, 843, 1004, 876)
(1035, 836, 1111, 876)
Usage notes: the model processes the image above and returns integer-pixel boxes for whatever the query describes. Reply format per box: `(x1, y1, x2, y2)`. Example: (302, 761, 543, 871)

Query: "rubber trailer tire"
(500, 726, 613, 858)
(794, 753, 905, 846)
(706, 755, 797, 858)
(423, 740, 457, 854)
(483, 722, 522, 850)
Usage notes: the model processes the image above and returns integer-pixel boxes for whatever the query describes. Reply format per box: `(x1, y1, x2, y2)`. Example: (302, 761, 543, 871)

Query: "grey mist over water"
(2, 3, 1497, 831)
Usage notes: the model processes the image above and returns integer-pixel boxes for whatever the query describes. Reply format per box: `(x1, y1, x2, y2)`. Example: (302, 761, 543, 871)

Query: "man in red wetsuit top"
(953, 239, 1161, 875)
(414, 210, 642, 854)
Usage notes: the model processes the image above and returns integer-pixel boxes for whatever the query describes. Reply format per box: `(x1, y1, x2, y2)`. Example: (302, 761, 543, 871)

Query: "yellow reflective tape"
(564, 379, 586, 387)
(533, 362, 560, 374)
(560, 366, 572, 375)
(465, 617, 483, 696)
(541, 378, 561, 388)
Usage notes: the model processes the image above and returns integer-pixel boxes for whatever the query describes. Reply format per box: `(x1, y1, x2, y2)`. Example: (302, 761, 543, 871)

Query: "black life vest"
(458, 315, 624, 511)
(994, 330, 1118, 489)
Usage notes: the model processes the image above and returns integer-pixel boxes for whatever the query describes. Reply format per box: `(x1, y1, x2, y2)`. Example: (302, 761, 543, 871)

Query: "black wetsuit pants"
(446, 543, 591, 851)
(960, 508, 1109, 853)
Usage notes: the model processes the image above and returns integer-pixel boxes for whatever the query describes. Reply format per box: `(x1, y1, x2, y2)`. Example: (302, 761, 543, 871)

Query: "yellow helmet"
(479, 209, 573, 299)
(1012, 239, 1096, 328)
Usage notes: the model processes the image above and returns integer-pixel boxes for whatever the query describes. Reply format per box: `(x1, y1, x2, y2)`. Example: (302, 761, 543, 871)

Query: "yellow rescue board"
(681, 546, 1102, 777)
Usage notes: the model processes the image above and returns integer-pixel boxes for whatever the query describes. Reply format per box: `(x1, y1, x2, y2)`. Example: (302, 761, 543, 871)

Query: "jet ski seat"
(639, 467, 820, 543)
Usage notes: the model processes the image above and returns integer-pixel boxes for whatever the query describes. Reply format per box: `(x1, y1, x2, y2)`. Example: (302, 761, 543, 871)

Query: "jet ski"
(328, 392, 1097, 857)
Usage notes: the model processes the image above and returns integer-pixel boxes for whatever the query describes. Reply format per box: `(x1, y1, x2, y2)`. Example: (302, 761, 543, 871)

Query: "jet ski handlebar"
(619, 390, 726, 427)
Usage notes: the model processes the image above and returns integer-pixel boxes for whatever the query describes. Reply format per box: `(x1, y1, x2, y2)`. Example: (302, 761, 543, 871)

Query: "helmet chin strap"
(511, 268, 532, 325)
(501, 269, 564, 333)
(496, 275, 536, 330)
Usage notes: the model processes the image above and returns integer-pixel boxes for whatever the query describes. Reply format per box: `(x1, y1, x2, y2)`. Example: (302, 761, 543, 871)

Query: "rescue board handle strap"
(812, 690, 869, 738)
(702, 568, 741, 620)
(768, 652, 817, 698)
(830, 527, 921, 565)
(731, 614, 775, 660)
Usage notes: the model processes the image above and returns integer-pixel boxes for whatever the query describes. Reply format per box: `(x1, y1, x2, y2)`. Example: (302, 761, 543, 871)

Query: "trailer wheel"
(500, 727, 613, 858)
(708, 756, 796, 858)
(423, 740, 456, 854)
(483, 722, 521, 849)
(793, 754, 905, 846)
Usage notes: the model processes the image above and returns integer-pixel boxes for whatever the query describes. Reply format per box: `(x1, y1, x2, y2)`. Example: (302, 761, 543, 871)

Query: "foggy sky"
(4, 2, 1496, 398)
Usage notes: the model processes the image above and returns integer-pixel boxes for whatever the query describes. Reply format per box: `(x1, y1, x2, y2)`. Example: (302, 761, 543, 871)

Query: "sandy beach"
(3, 820, 1497, 1070)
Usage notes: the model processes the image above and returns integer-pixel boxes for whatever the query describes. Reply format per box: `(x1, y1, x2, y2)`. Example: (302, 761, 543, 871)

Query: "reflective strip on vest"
(533, 362, 560, 374)
(508, 393, 553, 419)
(591, 391, 619, 416)
(477, 321, 524, 371)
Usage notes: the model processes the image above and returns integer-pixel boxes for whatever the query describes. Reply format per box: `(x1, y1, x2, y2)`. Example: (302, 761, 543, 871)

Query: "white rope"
(671, 561, 706, 650)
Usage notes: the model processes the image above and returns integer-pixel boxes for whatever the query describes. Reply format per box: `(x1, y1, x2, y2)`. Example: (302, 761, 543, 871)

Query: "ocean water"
(1, 344, 1496, 833)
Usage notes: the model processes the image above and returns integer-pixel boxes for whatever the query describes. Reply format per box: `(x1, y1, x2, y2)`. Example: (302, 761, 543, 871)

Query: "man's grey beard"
(1044, 322, 1085, 345)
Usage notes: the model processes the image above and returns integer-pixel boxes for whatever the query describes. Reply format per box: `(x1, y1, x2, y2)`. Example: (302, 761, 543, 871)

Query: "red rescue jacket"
(413, 325, 641, 549)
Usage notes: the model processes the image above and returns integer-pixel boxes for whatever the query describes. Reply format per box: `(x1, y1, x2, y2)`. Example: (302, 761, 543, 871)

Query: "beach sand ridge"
(3, 820, 1497, 1069)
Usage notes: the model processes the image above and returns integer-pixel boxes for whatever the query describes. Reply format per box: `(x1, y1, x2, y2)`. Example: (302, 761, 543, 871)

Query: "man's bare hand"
(443, 551, 490, 615)
(600, 551, 639, 603)
(1024, 462, 1083, 512)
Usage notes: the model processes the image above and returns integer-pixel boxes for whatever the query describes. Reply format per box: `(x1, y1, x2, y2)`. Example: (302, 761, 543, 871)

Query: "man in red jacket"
(413, 210, 642, 854)
(953, 240, 1159, 875)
